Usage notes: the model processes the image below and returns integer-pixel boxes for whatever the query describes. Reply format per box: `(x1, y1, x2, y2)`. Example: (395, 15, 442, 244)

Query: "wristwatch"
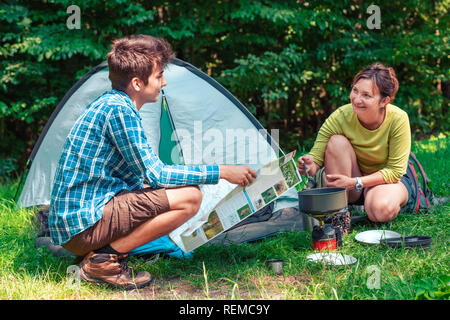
(355, 177, 363, 192)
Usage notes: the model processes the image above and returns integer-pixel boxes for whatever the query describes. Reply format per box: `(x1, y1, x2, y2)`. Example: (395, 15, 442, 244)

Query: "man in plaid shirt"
(49, 35, 256, 290)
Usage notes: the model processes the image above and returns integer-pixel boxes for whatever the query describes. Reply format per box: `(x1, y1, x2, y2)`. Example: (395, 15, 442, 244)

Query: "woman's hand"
(297, 155, 320, 177)
(326, 174, 357, 190)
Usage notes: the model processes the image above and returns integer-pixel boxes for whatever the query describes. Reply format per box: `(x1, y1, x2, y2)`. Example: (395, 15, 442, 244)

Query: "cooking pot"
(298, 187, 347, 217)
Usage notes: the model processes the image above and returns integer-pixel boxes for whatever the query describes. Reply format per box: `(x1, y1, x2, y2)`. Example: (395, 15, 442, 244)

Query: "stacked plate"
(305, 230, 432, 267)
(355, 230, 432, 250)
(354, 230, 401, 245)
(381, 236, 432, 249)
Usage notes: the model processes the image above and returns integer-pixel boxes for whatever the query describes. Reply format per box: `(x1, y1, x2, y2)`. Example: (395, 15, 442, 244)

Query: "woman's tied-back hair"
(352, 62, 399, 101)
(107, 35, 175, 91)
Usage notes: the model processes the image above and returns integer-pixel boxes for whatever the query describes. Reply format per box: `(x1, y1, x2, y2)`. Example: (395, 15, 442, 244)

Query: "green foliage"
(218, 0, 449, 147)
(0, 0, 449, 174)
(414, 275, 450, 300)
(0, 157, 17, 180)
(411, 133, 449, 196)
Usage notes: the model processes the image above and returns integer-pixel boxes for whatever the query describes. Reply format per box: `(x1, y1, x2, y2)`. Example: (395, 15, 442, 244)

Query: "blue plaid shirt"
(49, 89, 220, 245)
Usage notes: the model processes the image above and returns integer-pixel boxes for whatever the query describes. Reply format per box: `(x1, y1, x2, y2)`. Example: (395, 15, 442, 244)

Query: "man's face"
(140, 65, 167, 104)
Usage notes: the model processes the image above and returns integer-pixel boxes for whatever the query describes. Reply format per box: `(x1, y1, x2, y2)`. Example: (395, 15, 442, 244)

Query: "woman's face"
(350, 78, 389, 128)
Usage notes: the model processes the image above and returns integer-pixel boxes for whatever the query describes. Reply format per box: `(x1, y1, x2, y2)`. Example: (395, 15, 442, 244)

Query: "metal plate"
(355, 230, 401, 245)
(306, 253, 357, 266)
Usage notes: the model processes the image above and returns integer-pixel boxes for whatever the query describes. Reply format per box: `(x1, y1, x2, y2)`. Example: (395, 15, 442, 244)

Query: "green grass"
(0, 134, 449, 300)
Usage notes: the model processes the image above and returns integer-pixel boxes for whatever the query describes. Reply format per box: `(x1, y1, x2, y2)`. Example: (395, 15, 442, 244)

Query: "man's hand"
(297, 155, 320, 177)
(326, 174, 357, 190)
(220, 165, 257, 187)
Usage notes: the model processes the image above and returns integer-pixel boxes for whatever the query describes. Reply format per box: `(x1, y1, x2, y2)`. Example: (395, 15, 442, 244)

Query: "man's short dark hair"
(107, 35, 174, 91)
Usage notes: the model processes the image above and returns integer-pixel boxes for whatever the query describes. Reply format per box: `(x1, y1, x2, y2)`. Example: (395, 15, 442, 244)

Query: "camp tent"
(17, 58, 304, 255)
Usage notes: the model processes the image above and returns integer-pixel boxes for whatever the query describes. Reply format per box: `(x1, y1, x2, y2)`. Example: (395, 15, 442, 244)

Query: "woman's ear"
(380, 96, 391, 107)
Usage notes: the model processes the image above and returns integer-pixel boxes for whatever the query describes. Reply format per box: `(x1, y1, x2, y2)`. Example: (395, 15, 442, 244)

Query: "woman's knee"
(365, 197, 400, 222)
(325, 135, 352, 157)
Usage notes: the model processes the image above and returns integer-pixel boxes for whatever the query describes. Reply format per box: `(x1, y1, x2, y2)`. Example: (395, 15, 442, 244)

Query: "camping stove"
(298, 186, 348, 251)
(309, 208, 347, 251)
(312, 224, 337, 251)
(301, 207, 349, 251)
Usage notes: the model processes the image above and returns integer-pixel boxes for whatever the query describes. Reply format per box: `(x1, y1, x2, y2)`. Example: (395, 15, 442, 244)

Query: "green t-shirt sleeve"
(308, 109, 343, 167)
(379, 112, 411, 183)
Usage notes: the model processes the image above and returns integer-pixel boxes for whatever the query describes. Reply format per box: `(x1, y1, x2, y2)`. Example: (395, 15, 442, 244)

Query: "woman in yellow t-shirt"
(298, 63, 412, 230)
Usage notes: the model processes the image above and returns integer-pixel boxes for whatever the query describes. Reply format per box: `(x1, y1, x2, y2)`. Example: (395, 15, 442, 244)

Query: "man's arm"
(107, 106, 256, 188)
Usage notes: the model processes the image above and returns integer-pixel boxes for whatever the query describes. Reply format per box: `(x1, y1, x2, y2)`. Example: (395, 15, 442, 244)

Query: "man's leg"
(364, 183, 408, 222)
(76, 185, 202, 290)
(110, 186, 202, 253)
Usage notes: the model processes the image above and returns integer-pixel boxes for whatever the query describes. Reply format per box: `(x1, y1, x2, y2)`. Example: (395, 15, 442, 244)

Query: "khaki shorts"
(62, 187, 170, 257)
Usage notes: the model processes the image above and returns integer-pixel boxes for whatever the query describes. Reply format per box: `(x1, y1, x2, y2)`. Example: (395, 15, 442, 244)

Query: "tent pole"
(161, 90, 185, 164)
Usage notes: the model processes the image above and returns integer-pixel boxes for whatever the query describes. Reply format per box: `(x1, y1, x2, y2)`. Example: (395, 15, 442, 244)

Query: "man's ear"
(129, 77, 143, 92)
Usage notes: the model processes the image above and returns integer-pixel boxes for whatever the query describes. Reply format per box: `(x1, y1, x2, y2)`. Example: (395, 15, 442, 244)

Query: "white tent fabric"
(18, 69, 111, 207)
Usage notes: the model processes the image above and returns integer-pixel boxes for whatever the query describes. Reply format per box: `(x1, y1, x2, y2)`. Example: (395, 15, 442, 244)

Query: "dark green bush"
(1, 0, 448, 175)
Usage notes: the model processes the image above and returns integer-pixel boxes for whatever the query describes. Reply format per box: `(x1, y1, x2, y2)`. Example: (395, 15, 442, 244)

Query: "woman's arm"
(327, 110, 411, 190)
(297, 154, 321, 177)
(380, 112, 411, 183)
(300, 108, 344, 176)
(326, 171, 386, 190)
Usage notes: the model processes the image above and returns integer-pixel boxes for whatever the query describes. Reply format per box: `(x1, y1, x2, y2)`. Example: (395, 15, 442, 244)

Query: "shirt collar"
(110, 89, 142, 120)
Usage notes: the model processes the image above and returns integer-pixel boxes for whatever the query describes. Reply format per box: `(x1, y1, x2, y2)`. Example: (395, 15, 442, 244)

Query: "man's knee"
(185, 186, 203, 218)
(325, 135, 352, 157)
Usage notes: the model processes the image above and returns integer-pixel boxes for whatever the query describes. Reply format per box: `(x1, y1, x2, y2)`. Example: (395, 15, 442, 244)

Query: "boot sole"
(79, 267, 153, 290)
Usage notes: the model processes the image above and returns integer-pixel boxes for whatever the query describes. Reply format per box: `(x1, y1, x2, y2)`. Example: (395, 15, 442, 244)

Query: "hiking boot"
(79, 251, 152, 290)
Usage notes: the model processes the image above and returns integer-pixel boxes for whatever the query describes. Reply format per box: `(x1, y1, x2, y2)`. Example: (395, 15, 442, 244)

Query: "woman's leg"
(364, 182, 409, 222)
(323, 135, 364, 236)
(324, 134, 362, 203)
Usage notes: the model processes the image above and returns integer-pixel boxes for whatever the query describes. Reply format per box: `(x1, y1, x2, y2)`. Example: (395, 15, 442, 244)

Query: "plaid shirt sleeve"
(107, 105, 220, 188)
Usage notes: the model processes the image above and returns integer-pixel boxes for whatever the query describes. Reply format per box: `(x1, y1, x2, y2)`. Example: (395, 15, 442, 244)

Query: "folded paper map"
(169, 151, 301, 252)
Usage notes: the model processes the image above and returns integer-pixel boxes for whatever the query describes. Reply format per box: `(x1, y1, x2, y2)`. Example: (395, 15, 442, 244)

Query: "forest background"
(0, 0, 448, 179)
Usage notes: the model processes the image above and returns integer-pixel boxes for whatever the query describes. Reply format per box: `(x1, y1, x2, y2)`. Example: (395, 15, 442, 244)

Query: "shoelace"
(117, 255, 133, 277)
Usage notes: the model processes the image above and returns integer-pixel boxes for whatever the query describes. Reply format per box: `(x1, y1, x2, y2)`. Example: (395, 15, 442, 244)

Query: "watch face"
(355, 178, 363, 191)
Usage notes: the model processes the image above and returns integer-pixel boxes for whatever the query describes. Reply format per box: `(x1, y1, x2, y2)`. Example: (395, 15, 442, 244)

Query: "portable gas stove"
(298, 186, 348, 251)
